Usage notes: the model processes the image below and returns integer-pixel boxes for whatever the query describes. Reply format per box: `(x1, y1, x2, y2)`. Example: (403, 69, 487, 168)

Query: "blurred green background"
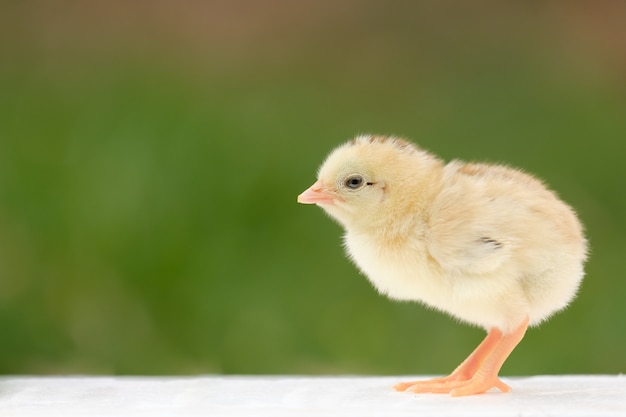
(1, 1, 625, 376)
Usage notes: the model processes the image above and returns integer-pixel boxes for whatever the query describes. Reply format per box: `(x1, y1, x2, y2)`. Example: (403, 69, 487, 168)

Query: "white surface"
(0, 375, 624, 416)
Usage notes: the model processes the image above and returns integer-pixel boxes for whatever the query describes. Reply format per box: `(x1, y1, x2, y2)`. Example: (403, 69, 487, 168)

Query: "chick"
(297, 135, 587, 396)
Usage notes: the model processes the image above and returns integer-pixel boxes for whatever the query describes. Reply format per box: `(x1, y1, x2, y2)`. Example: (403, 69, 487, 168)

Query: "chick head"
(298, 135, 442, 230)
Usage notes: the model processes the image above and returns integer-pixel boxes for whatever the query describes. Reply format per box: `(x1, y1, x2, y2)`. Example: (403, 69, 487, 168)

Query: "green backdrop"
(1, 2, 625, 376)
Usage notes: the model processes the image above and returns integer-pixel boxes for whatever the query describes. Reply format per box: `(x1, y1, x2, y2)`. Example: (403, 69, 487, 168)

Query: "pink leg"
(394, 317, 529, 396)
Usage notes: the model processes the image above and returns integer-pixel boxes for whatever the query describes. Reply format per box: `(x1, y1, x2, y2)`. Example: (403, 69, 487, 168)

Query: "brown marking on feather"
(458, 163, 491, 176)
(480, 236, 503, 248)
(350, 135, 416, 153)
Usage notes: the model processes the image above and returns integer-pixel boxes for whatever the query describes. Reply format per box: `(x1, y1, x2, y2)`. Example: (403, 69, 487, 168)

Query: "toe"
(394, 375, 469, 394)
(393, 382, 413, 392)
(449, 377, 510, 397)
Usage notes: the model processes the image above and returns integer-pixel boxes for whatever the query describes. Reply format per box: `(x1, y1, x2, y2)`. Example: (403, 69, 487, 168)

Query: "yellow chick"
(297, 135, 587, 396)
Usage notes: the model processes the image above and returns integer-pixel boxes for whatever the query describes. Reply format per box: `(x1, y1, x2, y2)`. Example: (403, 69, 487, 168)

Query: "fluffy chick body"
(301, 135, 587, 334)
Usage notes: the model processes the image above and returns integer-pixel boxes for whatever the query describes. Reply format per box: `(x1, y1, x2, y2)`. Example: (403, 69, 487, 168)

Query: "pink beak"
(297, 179, 336, 205)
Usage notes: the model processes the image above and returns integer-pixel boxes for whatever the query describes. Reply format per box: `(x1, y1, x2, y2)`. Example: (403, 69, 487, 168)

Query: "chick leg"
(449, 317, 528, 397)
(394, 317, 528, 396)
(393, 327, 503, 392)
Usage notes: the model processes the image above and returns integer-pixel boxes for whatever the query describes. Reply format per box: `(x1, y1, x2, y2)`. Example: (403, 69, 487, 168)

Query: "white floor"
(0, 375, 624, 416)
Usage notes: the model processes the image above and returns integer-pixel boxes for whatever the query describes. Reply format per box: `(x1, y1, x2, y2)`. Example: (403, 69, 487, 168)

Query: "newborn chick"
(297, 135, 587, 396)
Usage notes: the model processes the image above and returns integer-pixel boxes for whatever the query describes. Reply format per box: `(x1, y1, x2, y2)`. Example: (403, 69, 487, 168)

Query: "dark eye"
(345, 175, 364, 189)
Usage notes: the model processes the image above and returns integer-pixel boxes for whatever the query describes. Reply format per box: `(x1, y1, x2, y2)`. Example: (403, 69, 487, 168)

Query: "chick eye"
(344, 175, 364, 189)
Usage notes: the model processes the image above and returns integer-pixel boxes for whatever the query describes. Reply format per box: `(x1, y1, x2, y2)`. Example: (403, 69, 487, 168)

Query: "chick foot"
(394, 317, 528, 396)
(394, 375, 510, 396)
